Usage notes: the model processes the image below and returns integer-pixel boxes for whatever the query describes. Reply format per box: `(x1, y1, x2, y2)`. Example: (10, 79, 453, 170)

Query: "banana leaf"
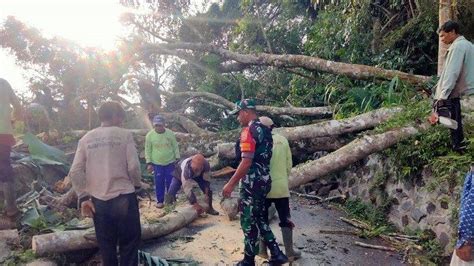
(22, 133, 70, 174)
(23, 132, 69, 166)
(138, 250, 198, 266)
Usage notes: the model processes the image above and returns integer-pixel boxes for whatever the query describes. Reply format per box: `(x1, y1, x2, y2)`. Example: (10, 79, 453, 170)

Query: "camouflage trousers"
(239, 169, 277, 257)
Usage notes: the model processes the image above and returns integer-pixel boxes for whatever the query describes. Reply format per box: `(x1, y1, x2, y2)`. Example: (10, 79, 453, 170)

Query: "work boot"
(281, 227, 302, 261)
(206, 191, 219, 216)
(3, 182, 19, 217)
(267, 241, 288, 265)
(236, 254, 255, 266)
(257, 238, 269, 259)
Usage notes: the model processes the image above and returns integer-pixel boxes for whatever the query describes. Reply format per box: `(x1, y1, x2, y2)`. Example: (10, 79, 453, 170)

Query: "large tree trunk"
(217, 136, 348, 161)
(288, 123, 429, 188)
(220, 122, 430, 219)
(438, 0, 454, 75)
(32, 205, 203, 256)
(275, 107, 402, 141)
(144, 42, 431, 86)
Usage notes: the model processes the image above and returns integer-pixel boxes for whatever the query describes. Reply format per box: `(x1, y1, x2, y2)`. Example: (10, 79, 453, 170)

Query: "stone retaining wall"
(307, 154, 462, 253)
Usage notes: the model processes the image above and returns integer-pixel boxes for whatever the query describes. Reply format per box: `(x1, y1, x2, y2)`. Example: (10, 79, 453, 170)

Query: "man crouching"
(166, 153, 220, 216)
(69, 101, 142, 266)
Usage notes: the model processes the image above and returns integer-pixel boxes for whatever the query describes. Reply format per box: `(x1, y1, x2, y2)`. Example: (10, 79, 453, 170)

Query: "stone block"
(402, 215, 409, 227)
(400, 200, 413, 212)
(426, 202, 436, 214)
(411, 208, 427, 223)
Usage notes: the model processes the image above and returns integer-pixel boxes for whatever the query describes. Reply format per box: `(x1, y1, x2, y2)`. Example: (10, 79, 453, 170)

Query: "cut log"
(0, 229, 20, 262)
(0, 229, 20, 244)
(32, 205, 204, 256)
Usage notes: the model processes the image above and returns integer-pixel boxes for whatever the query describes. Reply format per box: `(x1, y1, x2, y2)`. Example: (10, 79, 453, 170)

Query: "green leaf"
(21, 207, 41, 227)
(23, 132, 69, 167)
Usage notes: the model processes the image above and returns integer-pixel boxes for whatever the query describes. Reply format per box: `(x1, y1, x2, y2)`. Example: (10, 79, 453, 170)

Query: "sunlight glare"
(0, 0, 127, 50)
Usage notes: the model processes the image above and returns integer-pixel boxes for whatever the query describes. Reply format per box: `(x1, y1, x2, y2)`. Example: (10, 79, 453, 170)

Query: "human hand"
(81, 200, 96, 218)
(428, 112, 439, 125)
(147, 164, 154, 174)
(456, 243, 472, 262)
(222, 182, 235, 198)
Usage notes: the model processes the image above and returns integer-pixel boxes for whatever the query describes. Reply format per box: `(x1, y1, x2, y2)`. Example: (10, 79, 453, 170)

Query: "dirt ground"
(140, 179, 407, 265)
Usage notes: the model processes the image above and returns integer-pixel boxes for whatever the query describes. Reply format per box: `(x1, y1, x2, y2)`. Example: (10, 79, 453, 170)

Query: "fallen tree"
(275, 107, 402, 141)
(143, 42, 432, 86)
(220, 121, 431, 219)
(165, 91, 332, 117)
(287, 123, 428, 188)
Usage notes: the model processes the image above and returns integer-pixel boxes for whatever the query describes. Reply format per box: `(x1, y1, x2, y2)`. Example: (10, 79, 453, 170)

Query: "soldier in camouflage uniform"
(222, 99, 288, 266)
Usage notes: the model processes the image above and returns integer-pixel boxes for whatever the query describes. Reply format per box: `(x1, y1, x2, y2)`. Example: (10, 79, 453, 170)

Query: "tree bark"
(32, 205, 203, 256)
(166, 91, 333, 117)
(287, 123, 429, 189)
(275, 107, 402, 141)
(438, 0, 453, 75)
(256, 105, 332, 117)
(217, 136, 348, 161)
(221, 122, 430, 219)
(144, 42, 432, 86)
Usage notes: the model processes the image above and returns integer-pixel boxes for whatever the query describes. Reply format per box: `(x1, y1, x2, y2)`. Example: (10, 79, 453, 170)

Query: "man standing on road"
(257, 116, 302, 262)
(166, 153, 219, 215)
(145, 115, 180, 208)
(222, 99, 288, 266)
(0, 78, 22, 222)
(69, 101, 142, 266)
(431, 20, 474, 152)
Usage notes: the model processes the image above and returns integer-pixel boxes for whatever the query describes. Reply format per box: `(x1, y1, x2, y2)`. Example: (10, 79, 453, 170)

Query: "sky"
(0, 0, 129, 93)
(0, 0, 216, 95)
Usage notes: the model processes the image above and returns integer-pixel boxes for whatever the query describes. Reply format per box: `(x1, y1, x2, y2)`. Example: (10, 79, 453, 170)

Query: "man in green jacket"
(431, 20, 474, 152)
(0, 78, 22, 221)
(258, 116, 302, 262)
(145, 115, 180, 208)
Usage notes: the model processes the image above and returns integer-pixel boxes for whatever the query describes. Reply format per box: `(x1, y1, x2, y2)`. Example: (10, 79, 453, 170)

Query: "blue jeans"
(153, 163, 175, 203)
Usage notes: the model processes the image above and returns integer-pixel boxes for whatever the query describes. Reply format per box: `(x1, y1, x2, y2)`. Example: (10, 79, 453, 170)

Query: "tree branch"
(142, 42, 432, 86)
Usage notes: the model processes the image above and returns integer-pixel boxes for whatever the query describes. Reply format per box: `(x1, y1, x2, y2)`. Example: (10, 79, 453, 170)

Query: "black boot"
(206, 191, 219, 216)
(267, 241, 288, 265)
(236, 254, 255, 266)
